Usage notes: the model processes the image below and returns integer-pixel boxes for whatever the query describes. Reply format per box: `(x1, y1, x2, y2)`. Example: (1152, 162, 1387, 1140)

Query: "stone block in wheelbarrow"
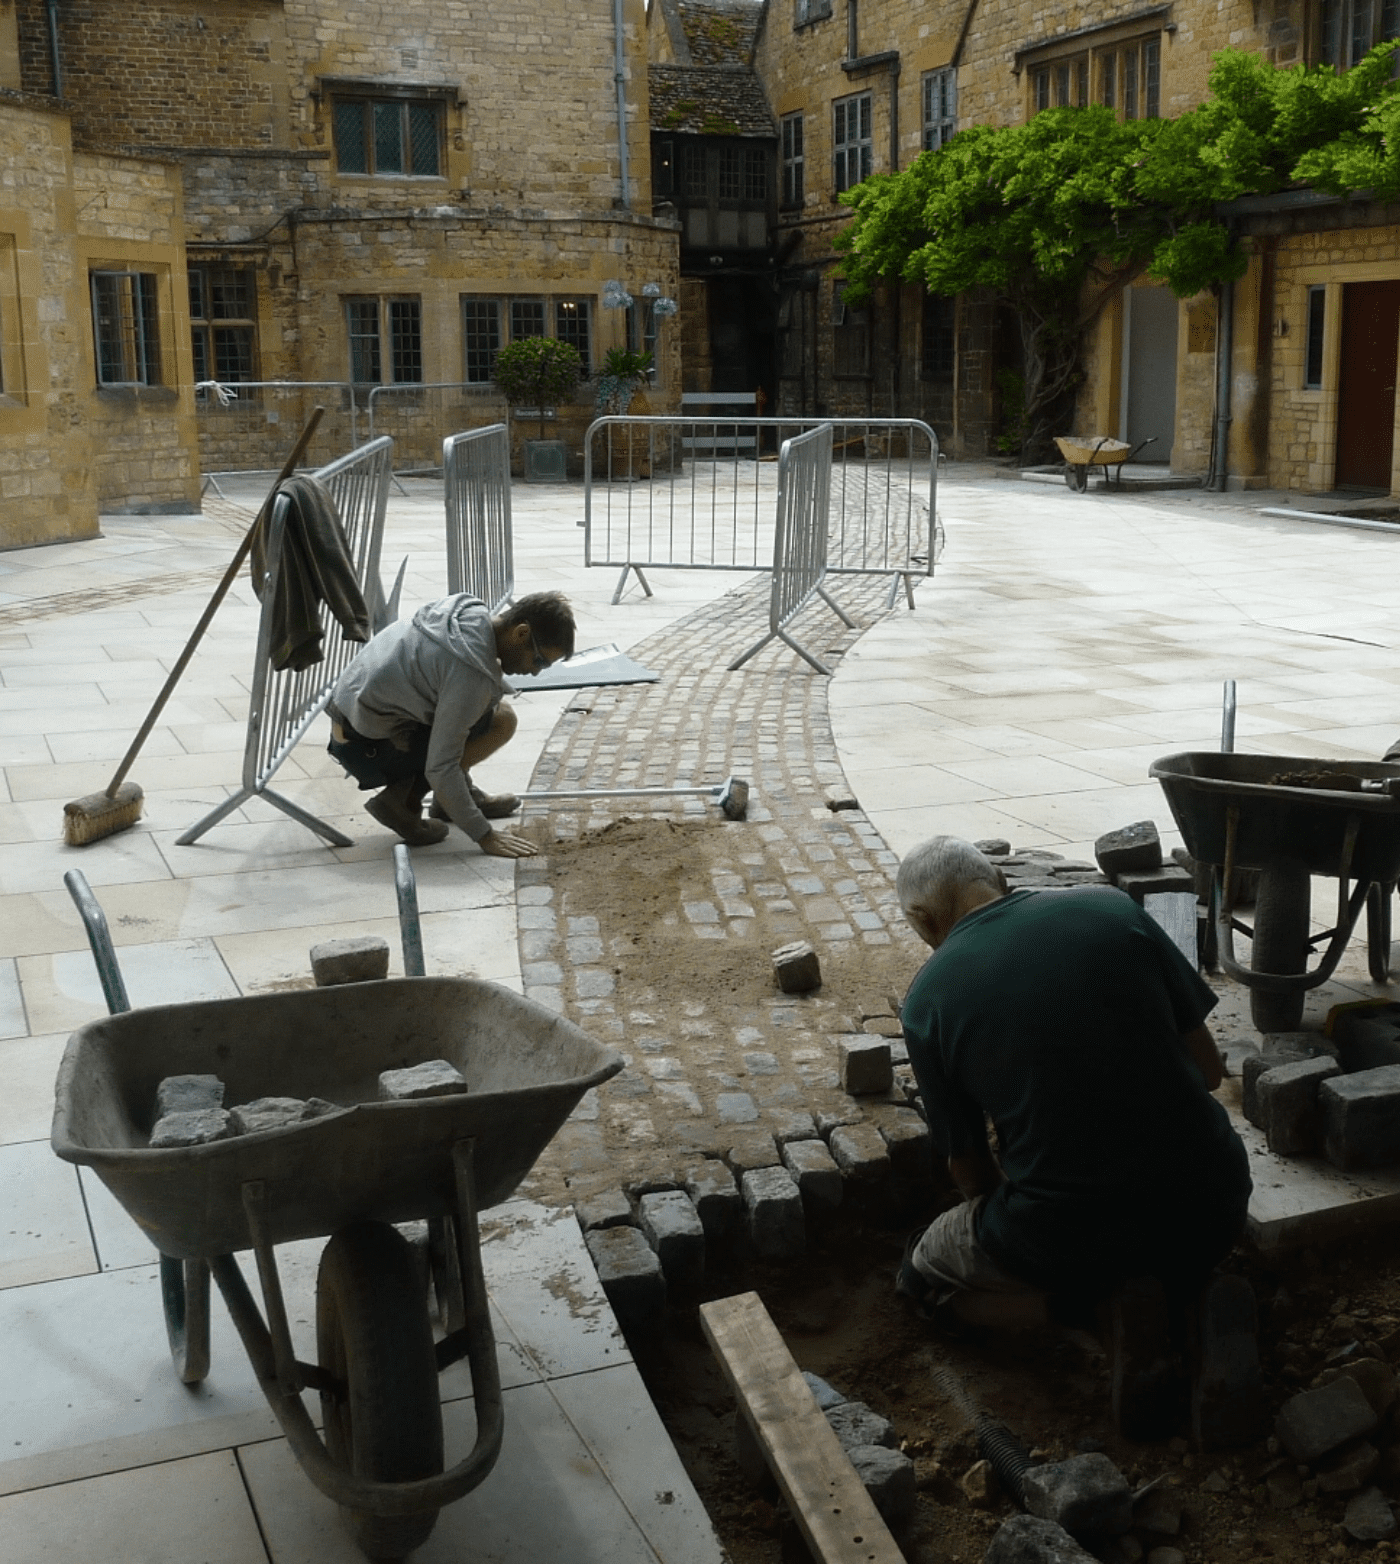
(50, 977, 624, 1261)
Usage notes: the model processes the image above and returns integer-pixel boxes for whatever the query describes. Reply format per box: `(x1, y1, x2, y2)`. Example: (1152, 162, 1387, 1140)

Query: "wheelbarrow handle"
(392, 843, 427, 977)
(64, 869, 131, 1016)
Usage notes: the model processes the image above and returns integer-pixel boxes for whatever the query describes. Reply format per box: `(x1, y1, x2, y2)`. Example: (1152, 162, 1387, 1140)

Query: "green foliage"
(596, 348, 654, 414)
(835, 40, 1400, 458)
(493, 336, 583, 440)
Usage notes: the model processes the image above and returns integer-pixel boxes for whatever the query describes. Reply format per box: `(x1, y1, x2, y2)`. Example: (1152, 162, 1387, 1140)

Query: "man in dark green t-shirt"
(895, 836, 1251, 1332)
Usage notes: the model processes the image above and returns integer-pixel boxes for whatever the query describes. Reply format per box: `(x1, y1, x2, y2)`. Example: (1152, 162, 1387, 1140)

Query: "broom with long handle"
(63, 406, 326, 846)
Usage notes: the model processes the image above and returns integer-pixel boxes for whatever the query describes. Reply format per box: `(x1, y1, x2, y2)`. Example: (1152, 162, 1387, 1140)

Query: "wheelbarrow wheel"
(1064, 463, 1089, 492)
(317, 1222, 444, 1561)
(1249, 859, 1310, 1033)
(1367, 880, 1394, 984)
(160, 1254, 210, 1385)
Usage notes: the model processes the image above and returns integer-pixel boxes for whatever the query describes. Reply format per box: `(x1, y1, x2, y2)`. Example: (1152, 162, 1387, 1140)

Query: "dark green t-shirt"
(902, 887, 1251, 1295)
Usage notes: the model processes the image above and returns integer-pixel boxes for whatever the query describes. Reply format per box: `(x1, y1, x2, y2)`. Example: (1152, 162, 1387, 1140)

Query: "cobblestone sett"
(638, 1190, 706, 1287)
(828, 1122, 891, 1182)
(781, 1138, 844, 1209)
(742, 1165, 806, 1260)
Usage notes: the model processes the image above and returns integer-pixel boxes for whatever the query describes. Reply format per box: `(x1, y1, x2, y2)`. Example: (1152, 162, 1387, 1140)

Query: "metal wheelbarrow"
(1054, 434, 1158, 492)
(1150, 752, 1400, 1032)
(52, 850, 622, 1560)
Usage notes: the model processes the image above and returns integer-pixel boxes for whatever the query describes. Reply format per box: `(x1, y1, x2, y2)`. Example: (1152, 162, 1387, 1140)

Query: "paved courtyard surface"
(2, 462, 1399, 1558)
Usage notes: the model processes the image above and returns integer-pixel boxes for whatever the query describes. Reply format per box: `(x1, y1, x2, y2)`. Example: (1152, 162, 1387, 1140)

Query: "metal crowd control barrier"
(368, 384, 506, 477)
(199, 382, 361, 495)
(177, 437, 394, 848)
(582, 416, 938, 610)
(444, 424, 513, 614)
(728, 424, 855, 676)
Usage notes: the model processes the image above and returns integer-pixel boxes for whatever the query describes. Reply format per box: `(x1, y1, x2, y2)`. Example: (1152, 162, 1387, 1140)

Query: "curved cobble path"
(514, 570, 932, 1206)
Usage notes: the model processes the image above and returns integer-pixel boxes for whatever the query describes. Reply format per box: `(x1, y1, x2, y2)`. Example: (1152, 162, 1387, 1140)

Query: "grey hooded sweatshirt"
(331, 594, 504, 842)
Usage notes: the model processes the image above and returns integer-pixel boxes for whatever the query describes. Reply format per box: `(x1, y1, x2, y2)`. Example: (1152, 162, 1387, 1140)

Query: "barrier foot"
(816, 584, 857, 629)
(176, 788, 253, 846)
(777, 629, 832, 677)
(611, 564, 653, 607)
(727, 630, 773, 672)
(258, 787, 355, 848)
(885, 571, 917, 611)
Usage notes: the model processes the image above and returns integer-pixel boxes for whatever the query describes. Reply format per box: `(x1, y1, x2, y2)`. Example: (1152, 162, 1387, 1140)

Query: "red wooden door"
(1336, 280, 1400, 490)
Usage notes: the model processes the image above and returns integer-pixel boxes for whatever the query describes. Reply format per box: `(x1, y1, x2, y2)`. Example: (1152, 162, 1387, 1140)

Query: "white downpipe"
(613, 0, 631, 209)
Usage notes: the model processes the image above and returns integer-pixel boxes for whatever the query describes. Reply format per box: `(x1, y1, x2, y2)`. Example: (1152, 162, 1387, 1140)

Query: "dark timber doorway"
(1336, 280, 1400, 491)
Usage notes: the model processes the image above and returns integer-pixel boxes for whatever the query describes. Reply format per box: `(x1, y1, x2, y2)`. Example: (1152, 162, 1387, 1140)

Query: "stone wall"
(0, 95, 97, 545)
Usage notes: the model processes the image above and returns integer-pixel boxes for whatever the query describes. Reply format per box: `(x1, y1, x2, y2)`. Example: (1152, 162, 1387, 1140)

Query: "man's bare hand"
(479, 828, 538, 859)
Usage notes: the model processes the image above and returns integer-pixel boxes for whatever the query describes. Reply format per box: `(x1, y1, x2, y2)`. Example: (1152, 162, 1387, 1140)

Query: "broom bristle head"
(63, 782, 145, 846)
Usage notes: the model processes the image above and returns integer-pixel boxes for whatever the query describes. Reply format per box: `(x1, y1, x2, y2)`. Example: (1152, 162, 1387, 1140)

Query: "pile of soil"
(632, 1218, 1400, 1563)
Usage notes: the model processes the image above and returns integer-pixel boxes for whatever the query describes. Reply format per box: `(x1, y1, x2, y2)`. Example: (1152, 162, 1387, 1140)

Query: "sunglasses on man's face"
(527, 626, 549, 672)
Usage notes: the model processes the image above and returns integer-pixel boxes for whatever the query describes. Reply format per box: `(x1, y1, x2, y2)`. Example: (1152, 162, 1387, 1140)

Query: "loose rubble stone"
(741, 1165, 805, 1259)
(1242, 1035, 1326, 1126)
(310, 935, 390, 986)
(848, 1444, 916, 1526)
(378, 1059, 469, 1100)
(638, 1190, 706, 1287)
(1134, 1491, 1182, 1535)
(149, 1108, 234, 1148)
(827, 1122, 890, 1182)
(985, 1514, 1099, 1564)
(1320, 1356, 1399, 1418)
(781, 1138, 844, 1209)
(584, 1225, 665, 1327)
(229, 1096, 317, 1135)
(1257, 1055, 1342, 1155)
(574, 1188, 633, 1232)
(838, 1035, 893, 1096)
(803, 1371, 845, 1410)
(1321, 1065, 1400, 1170)
(880, 1113, 934, 1182)
(861, 1015, 905, 1038)
(825, 1400, 895, 1452)
(682, 1160, 742, 1238)
(1094, 821, 1162, 880)
(961, 1458, 999, 1507)
(155, 1074, 224, 1118)
(772, 940, 821, 994)
(1344, 1487, 1397, 1541)
(1275, 1376, 1380, 1464)
(974, 838, 1012, 857)
(1317, 1440, 1379, 1492)
(1022, 1453, 1133, 1539)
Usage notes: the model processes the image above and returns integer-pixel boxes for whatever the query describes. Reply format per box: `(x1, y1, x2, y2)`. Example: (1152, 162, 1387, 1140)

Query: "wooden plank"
(698, 1291, 904, 1564)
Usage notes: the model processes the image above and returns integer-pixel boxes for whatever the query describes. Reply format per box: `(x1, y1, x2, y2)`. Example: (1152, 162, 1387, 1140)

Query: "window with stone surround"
(781, 113, 805, 208)
(189, 265, 257, 390)
(1304, 286, 1327, 389)
(1022, 18, 1162, 122)
(922, 68, 958, 150)
(461, 295, 593, 383)
(346, 295, 422, 384)
(1319, 0, 1400, 67)
(832, 280, 871, 378)
(91, 270, 161, 387)
(833, 92, 872, 195)
(0, 234, 19, 401)
(332, 93, 443, 177)
(921, 294, 955, 381)
(795, 0, 832, 26)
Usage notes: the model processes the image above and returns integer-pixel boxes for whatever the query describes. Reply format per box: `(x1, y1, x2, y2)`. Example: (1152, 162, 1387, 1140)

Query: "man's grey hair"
(896, 836, 1003, 921)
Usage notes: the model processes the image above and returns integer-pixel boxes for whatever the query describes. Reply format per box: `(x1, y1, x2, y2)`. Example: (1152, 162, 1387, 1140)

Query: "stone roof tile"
(648, 64, 776, 139)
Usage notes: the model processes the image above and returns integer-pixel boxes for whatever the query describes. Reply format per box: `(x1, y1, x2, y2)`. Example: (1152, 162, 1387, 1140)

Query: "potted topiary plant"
(492, 335, 584, 482)
(596, 347, 655, 481)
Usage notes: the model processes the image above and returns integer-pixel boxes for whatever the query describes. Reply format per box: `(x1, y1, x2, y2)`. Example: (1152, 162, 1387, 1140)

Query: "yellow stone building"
(741, 0, 1400, 495)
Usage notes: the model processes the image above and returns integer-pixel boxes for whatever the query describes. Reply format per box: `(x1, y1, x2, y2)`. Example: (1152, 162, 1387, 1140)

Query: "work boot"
(430, 780, 520, 821)
(365, 779, 449, 845)
(1106, 1276, 1181, 1442)
(1188, 1271, 1266, 1450)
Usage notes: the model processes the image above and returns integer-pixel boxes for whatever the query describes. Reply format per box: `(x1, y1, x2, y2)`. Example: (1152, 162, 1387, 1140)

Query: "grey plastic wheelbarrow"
(52, 850, 621, 1560)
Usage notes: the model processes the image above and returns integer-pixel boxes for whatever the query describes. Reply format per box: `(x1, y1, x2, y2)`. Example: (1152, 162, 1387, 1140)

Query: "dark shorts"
(327, 704, 495, 791)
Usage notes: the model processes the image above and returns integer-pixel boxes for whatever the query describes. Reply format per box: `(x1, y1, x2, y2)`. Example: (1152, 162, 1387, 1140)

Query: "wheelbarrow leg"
(1367, 880, 1394, 985)
(160, 1255, 211, 1385)
(1250, 859, 1310, 1032)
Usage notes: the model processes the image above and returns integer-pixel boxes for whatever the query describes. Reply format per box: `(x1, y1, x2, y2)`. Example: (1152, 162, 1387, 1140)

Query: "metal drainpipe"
(47, 0, 63, 97)
(1209, 277, 1235, 491)
(613, 0, 631, 210)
